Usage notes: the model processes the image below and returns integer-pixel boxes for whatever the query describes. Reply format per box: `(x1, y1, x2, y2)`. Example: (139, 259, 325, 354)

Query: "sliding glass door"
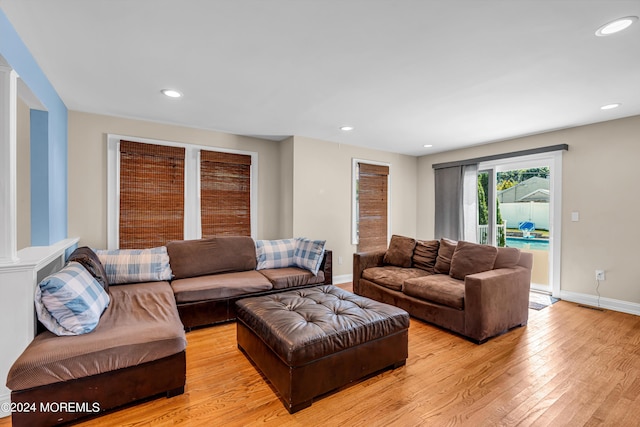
(478, 152, 562, 295)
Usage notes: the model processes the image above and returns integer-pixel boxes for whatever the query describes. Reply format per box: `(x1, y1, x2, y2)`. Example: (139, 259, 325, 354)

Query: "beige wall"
(418, 115, 640, 304)
(291, 136, 418, 278)
(16, 97, 30, 250)
(279, 137, 294, 238)
(68, 111, 283, 248)
(67, 113, 417, 280)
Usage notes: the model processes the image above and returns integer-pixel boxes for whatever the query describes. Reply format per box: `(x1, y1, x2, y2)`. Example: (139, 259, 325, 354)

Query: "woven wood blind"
(119, 141, 185, 249)
(200, 150, 252, 238)
(357, 163, 389, 252)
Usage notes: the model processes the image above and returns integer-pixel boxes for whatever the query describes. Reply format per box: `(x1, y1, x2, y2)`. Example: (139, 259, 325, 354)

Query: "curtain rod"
(432, 144, 569, 170)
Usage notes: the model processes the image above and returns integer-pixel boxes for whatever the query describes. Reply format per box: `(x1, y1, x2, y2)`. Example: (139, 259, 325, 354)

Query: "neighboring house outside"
(498, 177, 550, 230)
(497, 176, 550, 203)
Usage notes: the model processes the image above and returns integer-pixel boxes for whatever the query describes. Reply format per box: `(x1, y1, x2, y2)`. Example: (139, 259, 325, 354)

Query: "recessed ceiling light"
(423, 144, 433, 148)
(600, 103, 621, 110)
(340, 126, 354, 131)
(595, 16, 638, 36)
(161, 89, 183, 98)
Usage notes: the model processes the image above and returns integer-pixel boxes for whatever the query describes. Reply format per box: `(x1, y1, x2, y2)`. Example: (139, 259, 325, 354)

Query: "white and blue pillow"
(255, 239, 296, 270)
(94, 246, 172, 284)
(35, 262, 110, 336)
(293, 238, 326, 276)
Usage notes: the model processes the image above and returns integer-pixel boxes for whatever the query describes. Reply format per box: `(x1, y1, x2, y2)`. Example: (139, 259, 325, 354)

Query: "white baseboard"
(560, 290, 640, 316)
(333, 274, 352, 285)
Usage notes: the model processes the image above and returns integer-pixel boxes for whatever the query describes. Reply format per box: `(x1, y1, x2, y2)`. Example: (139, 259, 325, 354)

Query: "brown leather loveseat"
(353, 235, 533, 343)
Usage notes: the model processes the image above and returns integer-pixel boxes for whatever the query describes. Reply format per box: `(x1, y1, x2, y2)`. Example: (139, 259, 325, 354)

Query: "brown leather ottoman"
(236, 285, 409, 413)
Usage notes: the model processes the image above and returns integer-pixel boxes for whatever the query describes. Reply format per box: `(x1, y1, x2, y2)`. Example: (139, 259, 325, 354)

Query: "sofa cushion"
(403, 275, 465, 310)
(95, 247, 172, 285)
(35, 262, 111, 336)
(167, 236, 257, 279)
(256, 238, 296, 270)
(171, 270, 273, 303)
(68, 246, 110, 292)
(8, 281, 186, 391)
(383, 235, 416, 268)
(449, 241, 498, 280)
(258, 267, 325, 290)
(293, 238, 326, 275)
(362, 266, 431, 291)
(434, 238, 458, 274)
(494, 246, 521, 269)
(412, 239, 440, 273)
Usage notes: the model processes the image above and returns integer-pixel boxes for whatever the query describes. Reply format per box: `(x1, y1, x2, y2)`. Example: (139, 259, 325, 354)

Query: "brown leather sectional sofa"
(6, 236, 332, 426)
(353, 235, 533, 343)
(167, 236, 332, 329)
(7, 280, 188, 427)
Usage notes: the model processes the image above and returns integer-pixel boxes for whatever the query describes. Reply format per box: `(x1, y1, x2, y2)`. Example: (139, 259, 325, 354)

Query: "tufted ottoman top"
(235, 285, 409, 366)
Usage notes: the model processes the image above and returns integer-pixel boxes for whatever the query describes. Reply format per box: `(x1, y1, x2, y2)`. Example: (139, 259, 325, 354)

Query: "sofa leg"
(391, 360, 406, 369)
(166, 386, 185, 398)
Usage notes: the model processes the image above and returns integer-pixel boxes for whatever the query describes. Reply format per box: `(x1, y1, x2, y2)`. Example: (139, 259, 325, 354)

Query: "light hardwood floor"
(3, 284, 640, 426)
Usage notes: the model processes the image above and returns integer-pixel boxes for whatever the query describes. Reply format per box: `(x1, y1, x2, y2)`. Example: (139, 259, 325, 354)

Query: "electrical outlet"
(595, 270, 605, 281)
(338, 256, 343, 265)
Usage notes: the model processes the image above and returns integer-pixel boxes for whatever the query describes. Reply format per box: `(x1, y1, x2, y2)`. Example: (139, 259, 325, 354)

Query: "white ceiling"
(2, 0, 639, 156)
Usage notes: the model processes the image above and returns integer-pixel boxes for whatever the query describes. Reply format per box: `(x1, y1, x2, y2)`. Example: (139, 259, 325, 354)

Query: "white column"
(0, 65, 19, 265)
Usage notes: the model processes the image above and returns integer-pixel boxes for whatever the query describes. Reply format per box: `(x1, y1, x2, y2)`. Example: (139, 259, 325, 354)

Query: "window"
(200, 150, 251, 237)
(118, 141, 185, 248)
(352, 159, 390, 252)
(107, 135, 257, 249)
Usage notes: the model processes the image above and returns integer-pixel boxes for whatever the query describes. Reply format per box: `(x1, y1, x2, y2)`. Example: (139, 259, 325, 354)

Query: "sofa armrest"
(463, 266, 532, 343)
(352, 251, 386, 294)
(320, 250, 333, 285)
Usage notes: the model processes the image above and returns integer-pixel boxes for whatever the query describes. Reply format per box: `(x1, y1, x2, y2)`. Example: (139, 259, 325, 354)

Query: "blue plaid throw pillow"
(256, 239, 296, 270)
(35, 262, 110, 336)
(293, 238, 326, 276)
(95, 246, 172, 284)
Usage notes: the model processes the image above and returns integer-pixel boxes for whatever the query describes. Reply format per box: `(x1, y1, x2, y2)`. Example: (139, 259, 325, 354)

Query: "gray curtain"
(434, 164, 478, 241)
(434, 166, 463, 240)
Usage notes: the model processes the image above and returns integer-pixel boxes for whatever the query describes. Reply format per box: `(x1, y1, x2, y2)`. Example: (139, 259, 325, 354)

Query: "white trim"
(107, 138, 119, 249)
(107, 134, 258, 248)
(560, 290, 640, 316)
(0, 65, 19, 265)
(351, 158, 392, 246)
(333, 273, 353, 285)
(184, 147, 201, 240)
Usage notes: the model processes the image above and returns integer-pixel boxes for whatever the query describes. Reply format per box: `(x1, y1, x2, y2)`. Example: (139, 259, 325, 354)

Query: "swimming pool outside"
(505, 237, 549, 251)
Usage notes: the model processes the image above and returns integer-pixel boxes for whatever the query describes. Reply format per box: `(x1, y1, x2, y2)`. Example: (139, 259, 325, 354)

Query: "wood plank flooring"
(3, 284, 640, 426)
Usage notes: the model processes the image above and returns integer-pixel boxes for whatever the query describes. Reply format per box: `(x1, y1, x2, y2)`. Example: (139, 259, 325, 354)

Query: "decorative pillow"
(412, 239, 440, 273)
(449, 241, 498, 280)
(433, 238, 458, 274)
(255, 238, 296, 270)
(68, 246, 110, 292)
(383, 235, 417, 268)
(35, 261, 110, 336)
(494, 247, 521, 269)
(293, 238, 326, 276)
(94, 246, 172, 285)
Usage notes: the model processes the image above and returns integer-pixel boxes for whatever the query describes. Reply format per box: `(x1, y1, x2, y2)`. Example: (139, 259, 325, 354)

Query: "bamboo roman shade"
(119, 140, 185, 249)
(200, 150, 252, 238)
(357, 163, 389, 252)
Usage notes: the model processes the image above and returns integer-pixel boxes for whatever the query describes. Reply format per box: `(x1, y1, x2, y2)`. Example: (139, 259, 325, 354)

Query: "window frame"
(107, 134, 258, 249)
